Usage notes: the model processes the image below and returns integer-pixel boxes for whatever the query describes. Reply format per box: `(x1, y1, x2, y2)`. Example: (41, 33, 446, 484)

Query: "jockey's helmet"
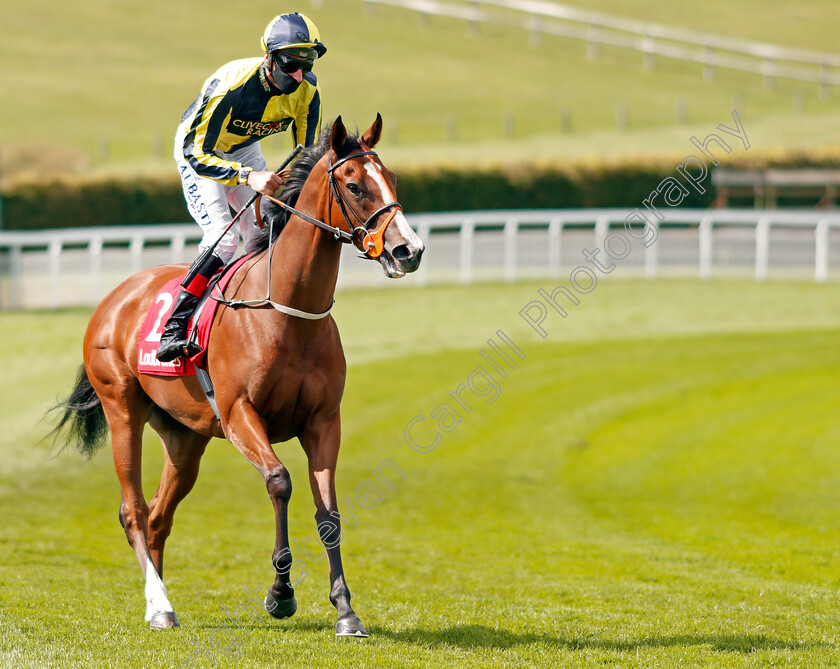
(261, 13, 327, 58)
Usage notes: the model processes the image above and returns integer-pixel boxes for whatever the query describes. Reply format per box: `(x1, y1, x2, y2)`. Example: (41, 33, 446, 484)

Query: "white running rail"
(1, 209, 839, 309)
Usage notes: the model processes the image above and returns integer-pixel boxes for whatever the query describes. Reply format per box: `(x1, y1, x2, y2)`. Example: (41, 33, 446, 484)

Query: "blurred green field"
(2, 0, 840, 180)
(2, 279, 840, 668)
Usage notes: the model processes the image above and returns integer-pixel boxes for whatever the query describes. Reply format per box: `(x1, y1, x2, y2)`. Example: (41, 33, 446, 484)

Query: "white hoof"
(144, 557, 175, 624)
(149, 611, 180, 629)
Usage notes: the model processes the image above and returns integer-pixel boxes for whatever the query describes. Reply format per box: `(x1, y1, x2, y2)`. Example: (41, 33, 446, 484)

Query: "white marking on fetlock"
(144, 557, 175, 622)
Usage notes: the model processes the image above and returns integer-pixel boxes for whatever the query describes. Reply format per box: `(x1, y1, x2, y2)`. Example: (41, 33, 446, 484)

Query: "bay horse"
(50, 115, 424, 636)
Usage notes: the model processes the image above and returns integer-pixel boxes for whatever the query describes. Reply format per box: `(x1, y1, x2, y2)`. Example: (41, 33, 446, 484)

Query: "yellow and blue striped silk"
(179, 57, 321, 185)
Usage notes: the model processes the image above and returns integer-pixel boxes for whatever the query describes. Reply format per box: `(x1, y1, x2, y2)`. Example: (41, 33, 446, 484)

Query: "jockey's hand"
(247, 170, 286, 196)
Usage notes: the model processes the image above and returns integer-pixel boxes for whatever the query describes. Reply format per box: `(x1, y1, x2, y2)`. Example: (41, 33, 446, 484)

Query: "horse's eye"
(346, 183, 361, 195)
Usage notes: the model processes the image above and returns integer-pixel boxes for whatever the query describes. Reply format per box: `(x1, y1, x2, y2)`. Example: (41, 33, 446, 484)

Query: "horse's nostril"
(389, 244, 423, 274)
(392, 244, 411, 260)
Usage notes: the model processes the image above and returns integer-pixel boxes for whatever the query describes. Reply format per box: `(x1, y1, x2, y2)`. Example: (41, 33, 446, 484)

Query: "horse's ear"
(331, 116, 348, 156)
(362, 113, 383, 148)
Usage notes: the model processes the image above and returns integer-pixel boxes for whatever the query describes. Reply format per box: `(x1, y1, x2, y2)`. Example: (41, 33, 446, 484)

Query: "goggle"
(272, 49, 317, 73)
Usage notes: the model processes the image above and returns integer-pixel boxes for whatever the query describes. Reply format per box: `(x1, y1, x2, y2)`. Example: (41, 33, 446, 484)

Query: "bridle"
(258, 148, 403, 259)
(219, 146, 403, 318)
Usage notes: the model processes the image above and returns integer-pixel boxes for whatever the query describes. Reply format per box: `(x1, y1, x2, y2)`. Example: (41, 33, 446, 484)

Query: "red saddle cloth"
(137, 255, 251, 377)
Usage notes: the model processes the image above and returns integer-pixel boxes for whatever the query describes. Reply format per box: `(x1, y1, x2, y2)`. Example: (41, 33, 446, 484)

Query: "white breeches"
(174, 130, 266, 263)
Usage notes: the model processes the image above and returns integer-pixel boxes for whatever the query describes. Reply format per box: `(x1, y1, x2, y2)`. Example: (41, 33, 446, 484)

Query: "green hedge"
(5, 154, 836, 231)
(2, 178, 188, 231)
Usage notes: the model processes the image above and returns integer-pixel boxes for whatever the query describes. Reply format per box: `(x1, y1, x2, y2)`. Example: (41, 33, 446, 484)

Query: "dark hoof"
(335, 615, 369, 638)
(264, 593, 297, 619)
(149, 611, 180, 630)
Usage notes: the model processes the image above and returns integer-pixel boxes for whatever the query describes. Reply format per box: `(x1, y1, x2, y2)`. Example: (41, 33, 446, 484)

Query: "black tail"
(49, 364, 108, 459)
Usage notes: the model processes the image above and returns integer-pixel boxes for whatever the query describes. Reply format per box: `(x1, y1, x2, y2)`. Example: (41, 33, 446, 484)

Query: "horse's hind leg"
(146, 410, 210, 579)
(95, 373, 178, 630)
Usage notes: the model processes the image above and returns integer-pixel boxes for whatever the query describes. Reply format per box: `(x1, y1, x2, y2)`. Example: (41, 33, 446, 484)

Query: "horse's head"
(328, 115, 424, 278)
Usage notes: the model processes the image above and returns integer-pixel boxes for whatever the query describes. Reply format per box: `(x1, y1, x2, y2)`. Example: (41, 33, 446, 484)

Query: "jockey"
(156, 12, 326, 362)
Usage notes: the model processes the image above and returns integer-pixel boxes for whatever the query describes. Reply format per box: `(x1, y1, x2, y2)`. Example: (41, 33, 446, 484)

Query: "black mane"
(246, 124, 362, 254)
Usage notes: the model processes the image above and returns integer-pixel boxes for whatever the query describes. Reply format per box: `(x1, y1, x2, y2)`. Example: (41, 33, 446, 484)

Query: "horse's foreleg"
(225, 400, 297, 619)
(302, 415, 369, 637)
(265, 462, 298, 618)
(147, 411, 210, 578)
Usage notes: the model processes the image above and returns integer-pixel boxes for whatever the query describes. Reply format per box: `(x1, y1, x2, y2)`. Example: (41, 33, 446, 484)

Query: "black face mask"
(270, 63, 303, 94)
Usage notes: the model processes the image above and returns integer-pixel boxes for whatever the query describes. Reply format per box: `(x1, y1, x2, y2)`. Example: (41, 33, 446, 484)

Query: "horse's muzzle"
(390, 242, 424, 275)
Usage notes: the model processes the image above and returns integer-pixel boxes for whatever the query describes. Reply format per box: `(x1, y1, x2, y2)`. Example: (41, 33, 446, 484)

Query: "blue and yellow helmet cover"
(261, 13, 327, 57)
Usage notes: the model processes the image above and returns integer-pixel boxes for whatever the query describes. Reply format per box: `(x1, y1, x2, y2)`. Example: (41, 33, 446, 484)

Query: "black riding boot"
(156, 290, 201, 362)
(156, 251, 224, 362)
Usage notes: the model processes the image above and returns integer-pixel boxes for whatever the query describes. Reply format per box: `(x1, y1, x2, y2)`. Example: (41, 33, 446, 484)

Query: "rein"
(258, 194, 353, 244)
(210, 203, 334, 319)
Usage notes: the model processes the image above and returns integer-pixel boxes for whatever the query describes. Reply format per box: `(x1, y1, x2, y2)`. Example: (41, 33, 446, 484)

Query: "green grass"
(567, 0, 839, 50)
(2, 279, 840, 667)
(2, 0, 839, 180)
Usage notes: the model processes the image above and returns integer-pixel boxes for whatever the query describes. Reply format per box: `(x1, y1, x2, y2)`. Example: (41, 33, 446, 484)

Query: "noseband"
(260, 149, 403, 259)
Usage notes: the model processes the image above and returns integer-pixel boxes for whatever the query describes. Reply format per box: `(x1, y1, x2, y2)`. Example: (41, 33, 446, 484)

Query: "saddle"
(137, 254, 251, 377)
